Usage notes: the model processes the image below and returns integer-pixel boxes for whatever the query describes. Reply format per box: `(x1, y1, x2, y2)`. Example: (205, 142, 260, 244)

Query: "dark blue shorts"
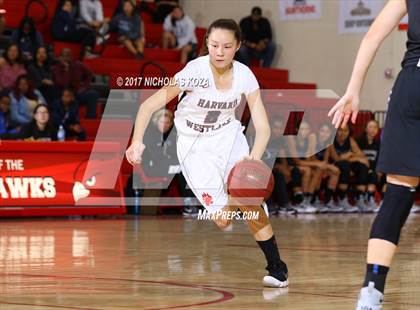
(376, 65, 420, 176)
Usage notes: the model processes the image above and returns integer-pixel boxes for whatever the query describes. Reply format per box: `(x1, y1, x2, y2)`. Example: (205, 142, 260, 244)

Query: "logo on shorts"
(202, 192, 213, 206)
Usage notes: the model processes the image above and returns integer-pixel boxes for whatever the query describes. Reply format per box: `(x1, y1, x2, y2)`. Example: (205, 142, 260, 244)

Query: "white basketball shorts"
(176, 121, 249, 214)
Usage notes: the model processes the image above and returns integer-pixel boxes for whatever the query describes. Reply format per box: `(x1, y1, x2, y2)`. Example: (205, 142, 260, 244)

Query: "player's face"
(62, 91, 73, 105)
(62, 1, 72, 13)
(0, 96, 10, 113)
(34, 106, 49, 125)
(272, 120, 284, 137)
(207, 29, 240, 69)
(318, 125, 332, 143)
(336, 125, 349, 141)
(366, 121, 379, 138)
(18, 78, 29, 94)
(123, 2, 134, 15)
(36, 47, 47, 63)
(157, 115, 173, 133)
(7, 45, 18, 61)
(298, 122, 311, 139)
(172, 7, 182, 20)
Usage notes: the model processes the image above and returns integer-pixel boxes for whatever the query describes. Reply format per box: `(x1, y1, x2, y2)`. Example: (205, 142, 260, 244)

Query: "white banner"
(338, 0, 385, 34)
(279, 0, 322, 21)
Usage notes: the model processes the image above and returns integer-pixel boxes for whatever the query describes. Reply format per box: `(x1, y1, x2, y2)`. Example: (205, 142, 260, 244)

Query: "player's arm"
(349, 137, 370, 166)
(246, 89, 271, 160)
(126, 83, 182, 165)
(328, 0, 407, 128)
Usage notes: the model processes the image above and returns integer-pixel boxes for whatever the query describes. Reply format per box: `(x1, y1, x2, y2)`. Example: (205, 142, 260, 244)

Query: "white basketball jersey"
(173, 55, 259, 136)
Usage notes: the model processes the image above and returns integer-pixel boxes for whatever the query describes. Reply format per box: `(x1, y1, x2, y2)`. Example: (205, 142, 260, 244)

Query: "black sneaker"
(183, 205, 199, 218)
(263, 261, 289, 288)
(278, 204, 297, 215)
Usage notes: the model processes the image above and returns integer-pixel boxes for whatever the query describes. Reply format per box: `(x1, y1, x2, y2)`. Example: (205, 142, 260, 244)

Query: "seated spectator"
(330, 124, 371, 213)
(27, 46, 60, 106)
(287, 121, 323, 214)
(263, 118, 297, 215)
(11, 17, 44, 62)
(163, 5, 197, 64)
(10, 74, 46, 125)
(237, 6, 276, 68)
(52, 0, 96, 59)
(0, 90, 20, 139)
(141, 108, 198, 216)
(19, 103, 57, 141)
(0, 44, 27, 92)
(79, 0, 110, 43)
(153, 0, 178, 23)
(52, 48, 98, 119)
(52, 88, 86, 141)
(313, 123, 341, 212)
(112, 0, 145, 59)
(111, 0, 137, 17)
(357, 119, 385, 210)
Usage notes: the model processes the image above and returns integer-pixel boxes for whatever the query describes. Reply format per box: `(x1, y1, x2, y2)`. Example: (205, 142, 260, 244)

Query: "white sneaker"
(410, 203, 420, 214)
(356, 198, 374, 213)
(294, 200, 318, 214)
(319, 202, 344, 213)
(355, 282, 384, 310)
(340, 198, 359, 213)
(366, 196, 378, 210)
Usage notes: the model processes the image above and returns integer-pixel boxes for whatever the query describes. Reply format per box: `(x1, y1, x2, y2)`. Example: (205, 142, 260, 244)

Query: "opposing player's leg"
(356, 174, 419, 309)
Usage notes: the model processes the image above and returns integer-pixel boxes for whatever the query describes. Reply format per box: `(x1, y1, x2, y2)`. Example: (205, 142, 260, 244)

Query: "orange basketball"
(227, 159, 274, 205)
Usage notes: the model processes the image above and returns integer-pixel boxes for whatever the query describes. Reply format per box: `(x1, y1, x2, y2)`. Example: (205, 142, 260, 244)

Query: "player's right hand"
(328, 92, 360, 128)
(125, 141, 145, 166)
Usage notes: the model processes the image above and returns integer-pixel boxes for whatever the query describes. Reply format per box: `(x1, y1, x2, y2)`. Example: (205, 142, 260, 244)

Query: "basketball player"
(328, 0, 418, 308)
(126, 19, 288, 288)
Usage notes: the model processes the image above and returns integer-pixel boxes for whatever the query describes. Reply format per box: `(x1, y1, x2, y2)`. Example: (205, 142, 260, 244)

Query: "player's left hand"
(328, 92, 360, 128)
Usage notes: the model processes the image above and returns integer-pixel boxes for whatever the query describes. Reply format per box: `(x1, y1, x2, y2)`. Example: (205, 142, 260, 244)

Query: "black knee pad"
(291, 166, 301, 187)
(370, 183, 416, 245)
(351, 162, 368, 185)
(336, 161, 350, 184)
(368, 171, 378, 185)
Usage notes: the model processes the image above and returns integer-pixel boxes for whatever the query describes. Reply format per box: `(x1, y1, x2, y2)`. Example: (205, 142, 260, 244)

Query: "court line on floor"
(0, 273, 234, 310)
(224, 243, 420, 255)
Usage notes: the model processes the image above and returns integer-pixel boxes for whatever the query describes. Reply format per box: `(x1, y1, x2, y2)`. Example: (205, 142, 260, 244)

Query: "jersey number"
(204, 111, 221, 124)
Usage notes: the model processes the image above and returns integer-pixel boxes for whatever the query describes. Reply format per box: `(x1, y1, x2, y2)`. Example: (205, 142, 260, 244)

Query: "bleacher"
(2, 0, 392, 212)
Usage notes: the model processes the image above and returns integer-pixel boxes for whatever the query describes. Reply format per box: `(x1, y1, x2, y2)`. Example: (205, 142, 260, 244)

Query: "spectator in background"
(263, 118, 297, 215)
(111, 0, 137, 18)
(52, 48, 98, 119)
(141, 108, 199, 217)
(0, 44, 27, 92)
(10, 74, 46, 125)
(113, 0, 145, 59)
(0, 90, 20, 139)
(27, 46, 59, 107)
(52, 0, 96, 59)
(357, 120, 385, 210)
(287, 121, 323, 214)
(331, 124, 372, 213)
(153, 0, 178, 23)
(79, 0, 110, 43)
(237, 6, 276, 68)
(19, 103, 57, 141)
(163, 5, 197, 64)
(51, 88, 86, 141)
(11, 17, 44, 62)
(313, 123, 341, 213)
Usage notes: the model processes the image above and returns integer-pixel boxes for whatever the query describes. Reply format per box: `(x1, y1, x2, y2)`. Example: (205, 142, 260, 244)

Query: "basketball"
(227, 159, 274, 204)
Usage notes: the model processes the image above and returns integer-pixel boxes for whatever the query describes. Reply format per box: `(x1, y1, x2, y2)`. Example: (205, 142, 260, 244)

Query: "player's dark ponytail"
(199, 18, 242, 56)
